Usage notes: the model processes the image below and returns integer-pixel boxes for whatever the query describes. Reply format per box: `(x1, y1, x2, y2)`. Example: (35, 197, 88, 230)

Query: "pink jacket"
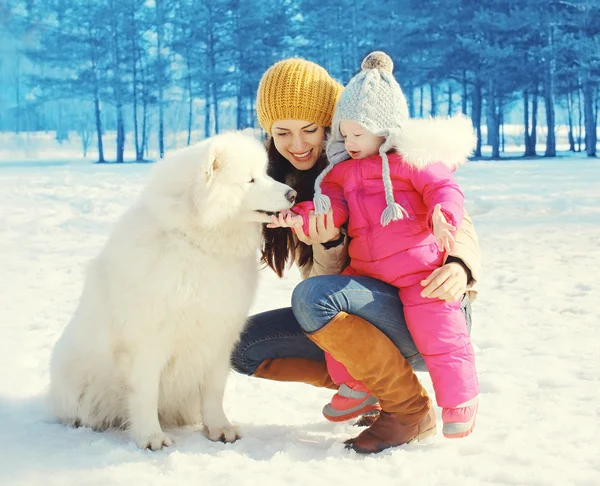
(293, 152, 464, 283)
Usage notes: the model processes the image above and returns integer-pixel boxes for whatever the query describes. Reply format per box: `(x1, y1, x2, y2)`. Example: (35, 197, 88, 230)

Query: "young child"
(270, 51, 479, 439)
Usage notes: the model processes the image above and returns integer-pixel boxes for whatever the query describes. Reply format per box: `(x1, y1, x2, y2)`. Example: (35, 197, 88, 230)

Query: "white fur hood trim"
(392, 114, 477, 170)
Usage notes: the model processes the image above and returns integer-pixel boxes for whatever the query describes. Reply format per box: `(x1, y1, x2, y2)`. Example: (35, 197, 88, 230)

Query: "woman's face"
(271, 120, 326, 171)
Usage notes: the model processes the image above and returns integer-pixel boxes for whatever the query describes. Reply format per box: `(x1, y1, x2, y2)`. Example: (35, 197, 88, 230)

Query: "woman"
(231, 58, 481, 454)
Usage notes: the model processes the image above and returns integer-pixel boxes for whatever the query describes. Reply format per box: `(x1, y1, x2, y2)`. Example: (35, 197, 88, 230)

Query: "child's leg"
(398, 283, 479, 409)
(399, 282, 479, 437)
(322, 352, 380, 422)
(324, 352, 354, 385)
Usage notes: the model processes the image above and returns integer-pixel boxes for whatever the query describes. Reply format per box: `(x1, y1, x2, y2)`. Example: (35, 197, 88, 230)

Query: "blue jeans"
(231, 274, 472, 375)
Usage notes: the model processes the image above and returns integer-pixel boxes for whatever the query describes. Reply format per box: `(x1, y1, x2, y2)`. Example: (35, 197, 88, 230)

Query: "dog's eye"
(248, 178, 255, 184)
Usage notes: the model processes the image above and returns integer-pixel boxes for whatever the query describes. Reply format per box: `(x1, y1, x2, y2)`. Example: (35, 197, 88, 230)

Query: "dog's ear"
(204, 143, 224, 183)
(205, 157, 219, 182)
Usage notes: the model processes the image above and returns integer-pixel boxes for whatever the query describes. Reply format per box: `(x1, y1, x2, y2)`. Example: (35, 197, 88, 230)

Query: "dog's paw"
(134, 432, 174, 451)
(203, 424, 241, 443)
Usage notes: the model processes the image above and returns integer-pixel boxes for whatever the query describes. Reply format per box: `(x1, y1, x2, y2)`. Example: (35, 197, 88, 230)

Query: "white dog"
(48, 132, 296, 450)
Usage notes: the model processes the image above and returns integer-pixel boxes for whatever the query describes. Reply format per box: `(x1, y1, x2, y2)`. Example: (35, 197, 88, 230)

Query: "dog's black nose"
(286, 190, 297, 203)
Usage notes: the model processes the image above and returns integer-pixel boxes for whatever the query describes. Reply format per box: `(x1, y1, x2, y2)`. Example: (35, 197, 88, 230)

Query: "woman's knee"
(291, 277, 339, 334)
(230, 332, 254, 375)
(230, 313, 270, 376)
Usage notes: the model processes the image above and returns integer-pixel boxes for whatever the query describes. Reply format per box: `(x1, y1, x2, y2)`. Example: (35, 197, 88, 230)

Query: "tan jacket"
(297, 210, 480, 301)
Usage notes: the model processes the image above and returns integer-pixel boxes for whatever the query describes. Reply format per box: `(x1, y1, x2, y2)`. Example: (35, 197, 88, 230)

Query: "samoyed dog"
(48, 132, 296, 450)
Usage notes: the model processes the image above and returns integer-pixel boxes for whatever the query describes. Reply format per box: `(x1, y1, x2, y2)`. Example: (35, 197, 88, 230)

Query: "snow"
(1, 151, 599, 485)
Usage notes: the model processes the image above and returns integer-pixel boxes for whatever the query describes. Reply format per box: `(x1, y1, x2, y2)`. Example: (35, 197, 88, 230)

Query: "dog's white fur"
(48, 132, 294, 450)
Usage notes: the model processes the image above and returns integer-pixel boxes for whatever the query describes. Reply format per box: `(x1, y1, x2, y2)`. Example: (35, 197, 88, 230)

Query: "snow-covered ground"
(1, 153, 599, 485)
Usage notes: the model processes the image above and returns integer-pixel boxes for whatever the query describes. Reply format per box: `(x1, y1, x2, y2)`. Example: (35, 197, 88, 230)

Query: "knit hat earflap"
(314, 51, 410, 226)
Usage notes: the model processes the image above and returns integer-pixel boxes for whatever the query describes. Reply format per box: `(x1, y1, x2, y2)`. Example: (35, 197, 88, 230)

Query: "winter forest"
(1, 0, 599, 162)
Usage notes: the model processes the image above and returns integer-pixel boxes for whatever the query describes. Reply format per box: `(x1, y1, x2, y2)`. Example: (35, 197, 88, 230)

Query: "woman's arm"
(292, 210, 349, 279)
(445, 209, 480, 285)
(308, 229, 349, 278)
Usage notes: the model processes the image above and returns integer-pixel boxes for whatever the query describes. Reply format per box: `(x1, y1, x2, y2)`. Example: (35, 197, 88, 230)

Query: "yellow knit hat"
(256, 58, 343, 134)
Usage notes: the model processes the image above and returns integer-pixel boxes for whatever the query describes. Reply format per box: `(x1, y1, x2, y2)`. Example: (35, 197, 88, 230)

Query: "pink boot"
(322, 380, 381, 423)
(323, 353, 381, 422)
(442, 396, 479, 438)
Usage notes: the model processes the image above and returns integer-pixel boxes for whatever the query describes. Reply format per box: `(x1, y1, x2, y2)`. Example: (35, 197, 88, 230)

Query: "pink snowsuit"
(294, 152, 479, 408)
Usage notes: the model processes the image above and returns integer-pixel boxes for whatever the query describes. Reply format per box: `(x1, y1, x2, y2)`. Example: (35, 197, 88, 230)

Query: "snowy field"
(1, 152, 599, 485)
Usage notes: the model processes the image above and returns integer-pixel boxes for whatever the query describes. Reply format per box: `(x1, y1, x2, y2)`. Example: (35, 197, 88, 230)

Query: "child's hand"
(267, 209, 304, 229)
(432, 204, 456, 253)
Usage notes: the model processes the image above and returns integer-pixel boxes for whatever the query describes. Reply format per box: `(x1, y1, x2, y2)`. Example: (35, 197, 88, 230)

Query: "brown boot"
(306, 312, 436, 453)
(353, 411, 380, 427)
(253, 357, 337, 389)
(347, 409, 437, 453)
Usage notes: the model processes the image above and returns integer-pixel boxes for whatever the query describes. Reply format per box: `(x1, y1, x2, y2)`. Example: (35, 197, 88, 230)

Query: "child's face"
(339, 120, 385, 159)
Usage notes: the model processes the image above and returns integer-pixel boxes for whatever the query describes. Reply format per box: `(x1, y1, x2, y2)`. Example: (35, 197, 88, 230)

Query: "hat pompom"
(361, 51, 393, 73)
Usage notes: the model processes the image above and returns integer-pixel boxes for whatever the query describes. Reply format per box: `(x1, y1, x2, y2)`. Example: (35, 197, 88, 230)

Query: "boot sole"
(443, 416, 477, 439)
(408, 424, 438, 443)
(443, 401, 478, 439)
(323, 403, 382, 423)
(350, 424, 438, 454)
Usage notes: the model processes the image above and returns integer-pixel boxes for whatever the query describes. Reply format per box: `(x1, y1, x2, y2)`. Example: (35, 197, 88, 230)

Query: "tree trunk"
(461, 70, 468, 115)
(487, 81, 500, 159)
(500, 104, 505, 153)
(116, 106, 125, 163)
(186, 52, 193, 146)
(567, 92, 575, 152)
(89, 22, 105, 164)
(447, 83, 453, 116)
(524, 90, 532, 156)
(472, 79, 482, 157)
(543, 75, 556, 157)
(204, 84, 211, 138)
(486, 107, 494, 146)
(429, 83, 437, 117)
(205, 0, 216, 136)
(110, 0, 125, 163)
(14, 57, 21, 133)
(130, 1, 142, 161)
(543, 18, 556, 157)
(531, 86, 538, 153)
(236, 83, 244, 130)
(212, 85, 220, 134)
(93, 91, 104, 163)
(156, 0, 165, 158)
(419, 85, 424, 118)
(132, 62, 142, 160)
(141, 56, 149, 158)
(583, 74, 597, 157)
(577, 82, 583, 152)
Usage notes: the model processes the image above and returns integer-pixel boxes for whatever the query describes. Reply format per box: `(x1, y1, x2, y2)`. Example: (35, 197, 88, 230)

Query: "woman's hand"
(420, 262, 468, 302)
(293, 210, 341, 245)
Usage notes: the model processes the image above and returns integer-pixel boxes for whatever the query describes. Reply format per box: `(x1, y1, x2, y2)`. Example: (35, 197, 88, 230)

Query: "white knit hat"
(313, 51, 411, 226)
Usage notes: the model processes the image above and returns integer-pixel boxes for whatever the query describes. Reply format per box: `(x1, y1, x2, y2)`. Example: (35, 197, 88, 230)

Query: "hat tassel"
(313, 164, 335, 215)
(381, 202, 409, 226)
(314, 193, 332, 214)
(380, 148, 409, 226)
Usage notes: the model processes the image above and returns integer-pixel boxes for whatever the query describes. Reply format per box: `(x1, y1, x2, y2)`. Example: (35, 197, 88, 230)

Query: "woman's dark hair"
(261, 136, 329, 277)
